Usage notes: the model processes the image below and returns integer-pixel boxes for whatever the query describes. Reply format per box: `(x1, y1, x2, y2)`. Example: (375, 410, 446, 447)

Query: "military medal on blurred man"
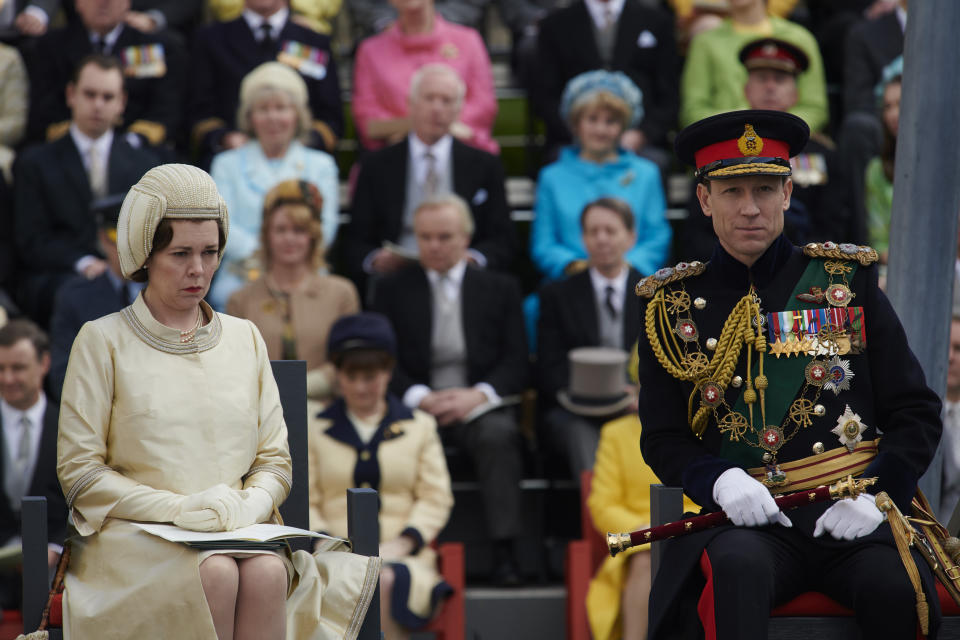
(636, 109, 943, 639)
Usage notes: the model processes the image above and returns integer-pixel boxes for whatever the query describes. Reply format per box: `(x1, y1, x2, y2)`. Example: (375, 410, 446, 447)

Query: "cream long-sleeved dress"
(57, 294, 378, 639)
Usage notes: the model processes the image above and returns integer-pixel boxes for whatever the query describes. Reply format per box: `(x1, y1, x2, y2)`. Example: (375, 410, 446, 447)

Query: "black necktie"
(92, 35, 104, 53)
(259, 22, 274, 55)
(605, 285, 618, 319)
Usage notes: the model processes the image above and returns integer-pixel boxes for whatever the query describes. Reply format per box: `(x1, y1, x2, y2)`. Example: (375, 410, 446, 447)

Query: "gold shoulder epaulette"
(635, 261, 707, 298)
(802, 242, 878, 266)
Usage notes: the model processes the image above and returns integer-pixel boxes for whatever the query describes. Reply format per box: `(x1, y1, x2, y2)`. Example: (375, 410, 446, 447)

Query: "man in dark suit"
(23, 0, 184, 146)
(346, 63, 514, 297)
(188, 0, 342, 161)
(0, 319, 67, 609)
(372, 194, 527, 586)
(13, 54, 160, 323)
(533, 0, 679, 164)
(48, 194, 141, 399)
(538, 197, 641, 478)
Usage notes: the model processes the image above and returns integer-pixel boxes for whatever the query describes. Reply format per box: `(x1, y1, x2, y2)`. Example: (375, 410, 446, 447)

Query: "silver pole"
(885, 0, 960, 515)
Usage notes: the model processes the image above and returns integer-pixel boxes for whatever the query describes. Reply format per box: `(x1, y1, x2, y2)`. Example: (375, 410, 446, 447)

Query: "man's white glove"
(222, 487, 275, 531)
(174, 484, 244, 532)
(813, 494, 884, 540)
(713, 467, 793, 528)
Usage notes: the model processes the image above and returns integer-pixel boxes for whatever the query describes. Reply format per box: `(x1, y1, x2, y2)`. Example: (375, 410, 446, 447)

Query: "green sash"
(718, 258, 859, 466)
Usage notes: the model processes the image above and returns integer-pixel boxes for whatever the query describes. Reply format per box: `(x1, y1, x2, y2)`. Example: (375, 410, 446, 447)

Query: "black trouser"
(704, 523, 940, 639)
(441, 406, 523, 541)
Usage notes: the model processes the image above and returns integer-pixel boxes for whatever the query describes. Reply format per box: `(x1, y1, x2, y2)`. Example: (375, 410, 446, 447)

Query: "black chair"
(21, 360, 382, 639)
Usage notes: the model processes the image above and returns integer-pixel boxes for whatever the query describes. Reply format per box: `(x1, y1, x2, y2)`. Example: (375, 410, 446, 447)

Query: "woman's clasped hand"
(174, 484, 275, 532)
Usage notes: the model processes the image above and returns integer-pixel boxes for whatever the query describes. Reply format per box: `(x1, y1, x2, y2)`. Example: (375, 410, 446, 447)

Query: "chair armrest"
(347, 488, 382, 640)
(21, 496, 49, 634)
(649, 484, 684, 580)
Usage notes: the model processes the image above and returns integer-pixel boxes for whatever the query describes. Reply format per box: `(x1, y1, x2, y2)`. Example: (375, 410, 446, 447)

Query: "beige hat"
(237, 62, 309, 134)
(557, 347, 633, 417)
(117, 164, 229, 279)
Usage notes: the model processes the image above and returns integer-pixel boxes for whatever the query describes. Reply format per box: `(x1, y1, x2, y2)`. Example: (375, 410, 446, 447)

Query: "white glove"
(174, 484, 243, 532)
(813, 494, 884, 540)
(223, 487, 275, 531)
(713, 467, 793, 528)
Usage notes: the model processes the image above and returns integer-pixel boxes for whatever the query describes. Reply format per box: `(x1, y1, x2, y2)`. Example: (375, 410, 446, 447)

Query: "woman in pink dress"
(351, 0, 498, 155)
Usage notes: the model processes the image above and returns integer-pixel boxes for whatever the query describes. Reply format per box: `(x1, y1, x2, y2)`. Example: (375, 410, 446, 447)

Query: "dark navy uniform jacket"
(24, 21, 185, 145)
(638, 234, 942, 520)
(637, 234, 943, 639)
(188, 16, 342, 158)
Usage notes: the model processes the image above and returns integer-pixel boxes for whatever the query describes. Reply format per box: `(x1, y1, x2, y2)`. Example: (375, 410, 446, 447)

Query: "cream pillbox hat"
(117, 164, 230, 279)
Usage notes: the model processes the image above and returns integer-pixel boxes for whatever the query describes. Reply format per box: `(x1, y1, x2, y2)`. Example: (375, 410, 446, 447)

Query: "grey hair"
(413, 193, 474, 236)
(409, 63, 466, 107)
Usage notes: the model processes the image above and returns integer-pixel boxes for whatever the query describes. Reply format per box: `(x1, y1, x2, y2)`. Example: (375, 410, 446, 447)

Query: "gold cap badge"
(737, 124, 764, 157)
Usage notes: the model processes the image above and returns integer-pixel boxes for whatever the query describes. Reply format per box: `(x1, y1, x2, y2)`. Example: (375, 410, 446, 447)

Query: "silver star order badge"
(831, 405, 867, 452)
(823, 355, 854, 395)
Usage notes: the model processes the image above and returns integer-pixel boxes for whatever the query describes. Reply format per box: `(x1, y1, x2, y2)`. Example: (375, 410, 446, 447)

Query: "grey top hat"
(557, 347, 633, 417)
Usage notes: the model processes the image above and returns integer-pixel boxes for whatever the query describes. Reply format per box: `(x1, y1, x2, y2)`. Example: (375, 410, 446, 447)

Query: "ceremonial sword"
(606, 475, 878, 557)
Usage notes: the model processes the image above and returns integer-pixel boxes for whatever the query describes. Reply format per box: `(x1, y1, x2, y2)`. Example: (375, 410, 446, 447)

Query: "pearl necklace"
(179, 307, 204, 344)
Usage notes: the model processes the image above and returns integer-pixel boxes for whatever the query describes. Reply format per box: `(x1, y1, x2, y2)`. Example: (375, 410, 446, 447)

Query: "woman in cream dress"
(309, 313, 454, 640)
(57, 164, 377, 640)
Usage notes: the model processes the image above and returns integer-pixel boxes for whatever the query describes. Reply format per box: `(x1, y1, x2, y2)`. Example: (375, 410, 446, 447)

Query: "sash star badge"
(832, 405, 867, 452)
(823, 355, 853, 395)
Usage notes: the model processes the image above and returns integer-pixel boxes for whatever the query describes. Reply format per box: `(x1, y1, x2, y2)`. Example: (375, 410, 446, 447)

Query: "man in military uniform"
(23, 0, 184, 147)
(187, 0, 342, 163)
(681, 38, 844, 261)
(637, 109, 943, 639)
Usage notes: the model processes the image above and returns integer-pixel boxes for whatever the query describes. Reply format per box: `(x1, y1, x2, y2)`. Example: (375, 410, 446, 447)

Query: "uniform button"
(360, 450, 371, 461)
(360, 482, 371, 489)
(812, 442, 825, 454)
(694, 297, 707, 310)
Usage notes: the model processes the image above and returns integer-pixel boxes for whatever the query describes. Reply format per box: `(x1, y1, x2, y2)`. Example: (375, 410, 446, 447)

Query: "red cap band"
(694, 137, 791, 170)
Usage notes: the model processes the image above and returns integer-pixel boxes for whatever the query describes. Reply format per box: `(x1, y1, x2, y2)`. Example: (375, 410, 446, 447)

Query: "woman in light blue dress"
(209, 62, 339, 309)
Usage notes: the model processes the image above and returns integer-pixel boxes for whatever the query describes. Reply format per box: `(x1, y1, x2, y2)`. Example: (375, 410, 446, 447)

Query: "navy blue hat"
(327, 312, 397, 357)
(675, 109, 809, 181)
(91, 192, 127, 229)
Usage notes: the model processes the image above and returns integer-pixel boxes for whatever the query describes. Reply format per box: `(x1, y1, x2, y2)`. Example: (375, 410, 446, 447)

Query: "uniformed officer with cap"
(638, 109, 943, 639)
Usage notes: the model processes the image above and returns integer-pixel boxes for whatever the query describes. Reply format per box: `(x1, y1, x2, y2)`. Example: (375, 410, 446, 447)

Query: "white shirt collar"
(426, 259, 467, 291)
(896, 6, 907, 33)
(2, 392, 46, 463)
(589, 265, 629, 310)
(243, 7, 289, 41)
(89, 23, 124, 50)
(584, 0, 625, 30)
(69, 124, 114, 169)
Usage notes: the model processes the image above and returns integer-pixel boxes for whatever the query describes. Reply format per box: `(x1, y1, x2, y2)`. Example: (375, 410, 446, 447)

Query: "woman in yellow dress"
(57, 164, 376, 639)
(586, 349, 700, 640)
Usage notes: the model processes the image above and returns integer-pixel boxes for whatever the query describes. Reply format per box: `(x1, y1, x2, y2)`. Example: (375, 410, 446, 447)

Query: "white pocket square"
(472, 188, 488, 205)
(637, 30, 657, 48)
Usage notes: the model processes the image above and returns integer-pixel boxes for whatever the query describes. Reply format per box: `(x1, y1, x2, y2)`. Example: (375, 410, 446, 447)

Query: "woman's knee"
(238, 555, 287, 596)
(200, 555, 240, 590)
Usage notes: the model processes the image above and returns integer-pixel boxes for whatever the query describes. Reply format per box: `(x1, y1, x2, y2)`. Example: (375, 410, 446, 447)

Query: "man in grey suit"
(372, 194, 527, 586)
